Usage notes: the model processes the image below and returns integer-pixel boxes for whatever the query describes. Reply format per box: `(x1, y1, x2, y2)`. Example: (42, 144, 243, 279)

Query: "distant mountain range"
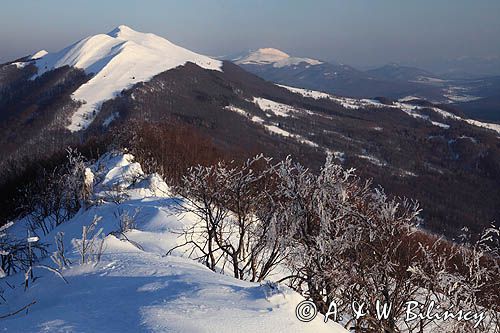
(365, 63, 438, 82)
(229, 49, 500, 122)
(426, 56, 500, 79)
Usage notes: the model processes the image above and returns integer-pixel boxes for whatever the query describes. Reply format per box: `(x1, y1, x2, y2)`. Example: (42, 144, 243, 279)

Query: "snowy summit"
(30, 25, 222, 132)
(234, 48, 323, 68)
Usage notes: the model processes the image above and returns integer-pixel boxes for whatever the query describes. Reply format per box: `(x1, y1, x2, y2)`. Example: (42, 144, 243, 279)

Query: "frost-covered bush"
(410, 226, 500, 332)
(115, 207, 140, 232)
(0, 222, 47, 279)
(173, 155, 292, 282)
(21, 147, 93, 236)
(50, 232, 71, 270)
(276, 155, 500, 332)
(72, 216, 106, 265)
(174, 153, 500, 332)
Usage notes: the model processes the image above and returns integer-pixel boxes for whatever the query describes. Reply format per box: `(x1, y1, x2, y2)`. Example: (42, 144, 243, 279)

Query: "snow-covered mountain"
(230, 48, 446, 100)
(234, 48, 323, 68)
(230, 49, 500, 116)
(2, 25, 500, 332)
(2, 26, 500, 237)
(29, 25, 222, 131)
(1, 152, 346, 332)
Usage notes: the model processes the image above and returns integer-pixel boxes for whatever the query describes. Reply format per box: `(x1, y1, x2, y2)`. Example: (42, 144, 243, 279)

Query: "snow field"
(1, 152, 345, 333)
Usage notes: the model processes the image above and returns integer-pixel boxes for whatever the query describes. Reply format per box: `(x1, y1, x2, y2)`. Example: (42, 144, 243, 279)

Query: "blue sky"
(1, 0, 500, 70)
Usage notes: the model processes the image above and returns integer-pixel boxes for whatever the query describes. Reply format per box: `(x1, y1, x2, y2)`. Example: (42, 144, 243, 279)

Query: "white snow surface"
(31, 25, 222, 132)
(279, 84, 500, 136)
(11, 62, 29, 69)
(253, 97, 299, 117)
(225, 102, 320, 149)
(277, 84, 370, 110)
(30, 50, 49, 60)
(235, 48, 322, 68)
(1, 152, 345, 333)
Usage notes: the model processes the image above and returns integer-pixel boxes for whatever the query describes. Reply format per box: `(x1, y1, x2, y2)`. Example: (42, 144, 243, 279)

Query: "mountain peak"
(107, 25, 141, 38)
(234, 48, 322, 68)
(254, 48, 291, 58)
(116, 24, 135, 31)
(29, 26, 222, 132)
(234, 48, 290, 65)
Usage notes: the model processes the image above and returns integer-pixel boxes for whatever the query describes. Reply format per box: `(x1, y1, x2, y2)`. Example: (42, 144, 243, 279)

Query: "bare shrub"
(50, 232, 71, 270)
(0, 222, 47, 279)
(72, 216, 106, 265)
(174, 152, 500, 331)
(115, 207, 140, 232)
(21, 147, 92, 236)
(172, 155, 291, 282)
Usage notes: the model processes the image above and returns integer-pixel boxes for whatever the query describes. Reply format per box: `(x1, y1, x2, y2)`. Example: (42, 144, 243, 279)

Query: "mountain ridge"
(1, 27, 500, 237)
(234, 48, 323, 68)
(20, 25, 222, 131)
(230, 48, 500, 120)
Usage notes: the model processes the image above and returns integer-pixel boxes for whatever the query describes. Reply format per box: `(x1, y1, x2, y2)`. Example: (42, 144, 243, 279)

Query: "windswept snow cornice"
(30, 25, 222, 132)
(234, 48, 323, 68)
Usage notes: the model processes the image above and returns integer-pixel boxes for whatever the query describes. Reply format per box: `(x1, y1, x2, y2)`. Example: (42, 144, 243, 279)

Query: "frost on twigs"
(72, 215, 106, 266)
(0, 222, 47, 283)
(171, 154, 291, 282)
(50, 232, 71, 270)
(115, 207, 140, 233)
(173, 152, 500, 332)
(22, 147, 92, 236)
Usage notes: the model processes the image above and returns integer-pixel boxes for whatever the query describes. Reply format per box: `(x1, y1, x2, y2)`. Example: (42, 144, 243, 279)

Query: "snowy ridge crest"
(30, 25, 222, 132)
(1, 152, 346, 333)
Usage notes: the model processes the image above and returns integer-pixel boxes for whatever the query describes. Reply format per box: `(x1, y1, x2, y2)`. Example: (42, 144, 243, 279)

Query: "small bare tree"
(64, 147, 92, 212)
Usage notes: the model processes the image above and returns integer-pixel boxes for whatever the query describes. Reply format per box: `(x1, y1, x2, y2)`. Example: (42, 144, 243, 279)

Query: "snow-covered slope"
(1, 152, 346, 333)
(234, 48, 322, 68)
(279, 84, 500, 135)
(30, 25, 222, 132)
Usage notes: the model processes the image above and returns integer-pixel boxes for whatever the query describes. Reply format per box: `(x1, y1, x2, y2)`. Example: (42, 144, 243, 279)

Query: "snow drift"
(0, 152, 346, 333)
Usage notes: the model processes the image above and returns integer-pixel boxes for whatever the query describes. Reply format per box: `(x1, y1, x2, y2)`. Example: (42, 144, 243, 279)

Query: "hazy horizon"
(2, 0, 500, 75)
